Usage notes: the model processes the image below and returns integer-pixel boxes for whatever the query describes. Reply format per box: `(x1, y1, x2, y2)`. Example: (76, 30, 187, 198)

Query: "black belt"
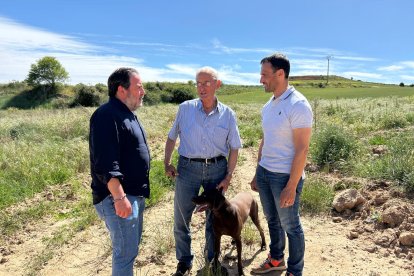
(181, 155, 226, 164)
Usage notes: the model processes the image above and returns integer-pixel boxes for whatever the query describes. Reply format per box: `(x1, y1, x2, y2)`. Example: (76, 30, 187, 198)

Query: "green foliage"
(94, 83, 107, 94)
(26, 56, 69, 87)
(232, 104, 262, 147)
(368, 135, 388, 145)
(144, 82, 196, 105)
(147, 160, 175, 207)
(0, 81, 29, 96)
(380, 114, 408, 129)
(2, 85, 65, 109)
(311, 124, 359, 171)
(300, 177, 335, 214)
(71, 84, 102, 107)
(0, 139, 88, 210)
(170, 85, 196, 104)
(357, 134, 414, 193)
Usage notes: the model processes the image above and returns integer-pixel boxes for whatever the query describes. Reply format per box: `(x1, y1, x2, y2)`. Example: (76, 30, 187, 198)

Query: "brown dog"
(192, 188, 266, 276)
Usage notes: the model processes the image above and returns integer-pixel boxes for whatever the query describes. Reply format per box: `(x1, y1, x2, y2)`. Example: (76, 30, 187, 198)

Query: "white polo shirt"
(259, 86, 313, 175)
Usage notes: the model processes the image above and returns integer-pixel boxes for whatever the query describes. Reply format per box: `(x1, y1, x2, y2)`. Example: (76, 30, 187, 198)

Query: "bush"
(94, 83, 107, 94)
(358, 135, 414, 193)
(170, 86, 196, 104)
(311, 124, 359, 171)
(300, 177, 334, 214)
(380, 114, 408, 129)
(71, 84, 101, 107)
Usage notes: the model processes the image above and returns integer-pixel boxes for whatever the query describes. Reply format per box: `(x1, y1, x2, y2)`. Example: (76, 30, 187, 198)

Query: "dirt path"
(1, 149, 413, 276)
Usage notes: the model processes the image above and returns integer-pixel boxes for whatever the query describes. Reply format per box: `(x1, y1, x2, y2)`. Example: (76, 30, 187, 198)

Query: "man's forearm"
(225, 148, 239, 180)
(287, 149, 308, 188)
(107, 177, 125, 198)
(164, 138, 176, 166)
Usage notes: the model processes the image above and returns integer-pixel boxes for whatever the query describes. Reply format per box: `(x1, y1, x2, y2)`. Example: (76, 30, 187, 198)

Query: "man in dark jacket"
(89, 67, 150, 276)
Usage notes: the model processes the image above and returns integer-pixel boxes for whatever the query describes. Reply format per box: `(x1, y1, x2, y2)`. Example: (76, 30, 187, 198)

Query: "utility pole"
(326, 55, 333, 85)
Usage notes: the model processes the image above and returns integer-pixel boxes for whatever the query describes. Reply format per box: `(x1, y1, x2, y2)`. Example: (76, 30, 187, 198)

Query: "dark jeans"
(256, 165, 305, 276)
(174, 156, 227, 266)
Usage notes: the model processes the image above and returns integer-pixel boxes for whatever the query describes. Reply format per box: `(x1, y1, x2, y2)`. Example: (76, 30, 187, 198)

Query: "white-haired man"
(164, 67, 242, 276)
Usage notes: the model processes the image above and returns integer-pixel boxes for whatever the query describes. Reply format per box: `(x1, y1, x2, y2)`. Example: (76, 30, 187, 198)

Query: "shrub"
(71, 84, 101, 107)
(380, 114, 408, 129)
(311, 124, 359, 171)
(300, 177, 334, 214)
(170, 86, 196, 104)
(94, 83, 107, 94)
(358, 135, 414, 193)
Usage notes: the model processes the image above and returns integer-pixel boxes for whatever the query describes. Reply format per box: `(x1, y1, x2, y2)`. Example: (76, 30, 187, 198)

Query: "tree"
(399, 82, 405, 87)
(26, 56, 69, 87)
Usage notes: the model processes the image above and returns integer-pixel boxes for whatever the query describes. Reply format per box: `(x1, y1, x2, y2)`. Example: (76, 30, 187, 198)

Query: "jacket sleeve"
(90, 110, 123, 186)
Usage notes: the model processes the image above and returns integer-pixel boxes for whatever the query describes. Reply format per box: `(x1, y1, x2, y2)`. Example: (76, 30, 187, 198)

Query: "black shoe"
(173, 262, 192, 276)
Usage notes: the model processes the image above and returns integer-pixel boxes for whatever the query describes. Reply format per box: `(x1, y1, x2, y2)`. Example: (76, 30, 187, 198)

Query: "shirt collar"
(109, 96, 133, 114)
(272, 85, 295, 102)
(196, 98, 222, 113)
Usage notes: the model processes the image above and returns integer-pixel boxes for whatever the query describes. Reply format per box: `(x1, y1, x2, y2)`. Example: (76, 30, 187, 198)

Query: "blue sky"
(1, 0, 413, 85)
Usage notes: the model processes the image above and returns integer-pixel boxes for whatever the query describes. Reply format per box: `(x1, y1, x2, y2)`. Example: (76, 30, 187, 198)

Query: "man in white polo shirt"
(250, 53, 313, 276)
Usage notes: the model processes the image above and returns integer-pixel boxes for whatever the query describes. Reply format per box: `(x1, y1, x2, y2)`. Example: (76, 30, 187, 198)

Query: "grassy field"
(1, 81, 414, 267)
(1, 87, 414, 274)
(219, 86, 414, 104)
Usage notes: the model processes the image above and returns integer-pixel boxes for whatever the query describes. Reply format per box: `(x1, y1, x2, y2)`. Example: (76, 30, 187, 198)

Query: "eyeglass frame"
(195, 81, 215, 88)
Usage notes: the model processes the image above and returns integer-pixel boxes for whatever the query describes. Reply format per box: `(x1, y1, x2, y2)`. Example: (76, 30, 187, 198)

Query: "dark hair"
(261, 53, 290, 79)
(107, 67, 139, 97)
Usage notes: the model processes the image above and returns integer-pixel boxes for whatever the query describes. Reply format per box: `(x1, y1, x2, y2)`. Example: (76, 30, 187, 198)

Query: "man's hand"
(114, 197, 132, 218)
(165, 164, 179, 178)
(250, 175, 258, 192)
(280, 185, 296, 208)
(217, 177, 231, 192)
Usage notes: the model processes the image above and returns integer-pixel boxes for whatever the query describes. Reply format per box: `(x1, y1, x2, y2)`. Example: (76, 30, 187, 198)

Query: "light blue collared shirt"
(168, 98, 242, 158)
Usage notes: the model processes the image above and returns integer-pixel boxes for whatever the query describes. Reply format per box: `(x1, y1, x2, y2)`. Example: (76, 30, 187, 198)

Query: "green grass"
(0, 90, 413, 251)
(300, 176, 335, 214)
(219, 86, 414, 104)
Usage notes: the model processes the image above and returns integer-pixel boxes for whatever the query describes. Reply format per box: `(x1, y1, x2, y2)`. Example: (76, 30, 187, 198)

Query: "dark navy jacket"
(89, 97, 150, 204)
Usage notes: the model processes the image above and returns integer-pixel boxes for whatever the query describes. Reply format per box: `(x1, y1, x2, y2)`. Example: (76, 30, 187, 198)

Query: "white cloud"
(212, 38, 272, 54)
(342, 71, 383, 80)
(0, 16, 191, 84)
(401, 75, 414, 81)
(401, 61, 414, 68)
(165, 64, 199, 77)
(378, 65, 404, 71)
(334, 56, 378, 62)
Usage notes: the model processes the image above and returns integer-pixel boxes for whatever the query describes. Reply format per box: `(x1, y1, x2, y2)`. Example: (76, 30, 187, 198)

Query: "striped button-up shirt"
(168, 98, 242, 158)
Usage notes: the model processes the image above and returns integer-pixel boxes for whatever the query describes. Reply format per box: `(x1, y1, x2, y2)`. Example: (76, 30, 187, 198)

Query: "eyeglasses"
(195, 81, 212, 87)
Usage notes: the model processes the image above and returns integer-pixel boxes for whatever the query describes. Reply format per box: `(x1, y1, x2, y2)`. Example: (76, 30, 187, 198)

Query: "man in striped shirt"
(164, 66, 242, 276)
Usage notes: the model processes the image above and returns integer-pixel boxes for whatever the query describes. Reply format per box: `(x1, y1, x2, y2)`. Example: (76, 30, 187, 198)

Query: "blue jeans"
(256, 165, 305, 276)
(174, 156, 227, 267)
(94, 194, 145, 276)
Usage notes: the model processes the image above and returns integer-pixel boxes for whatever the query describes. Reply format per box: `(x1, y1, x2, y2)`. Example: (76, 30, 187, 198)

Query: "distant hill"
(290, 75, 350, 81)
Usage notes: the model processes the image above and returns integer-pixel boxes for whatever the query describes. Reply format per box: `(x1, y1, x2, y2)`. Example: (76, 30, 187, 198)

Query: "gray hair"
(196, 66, 219, 80)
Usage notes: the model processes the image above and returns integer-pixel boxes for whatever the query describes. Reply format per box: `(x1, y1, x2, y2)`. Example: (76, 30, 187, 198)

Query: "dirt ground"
(1, 149, 413, 276)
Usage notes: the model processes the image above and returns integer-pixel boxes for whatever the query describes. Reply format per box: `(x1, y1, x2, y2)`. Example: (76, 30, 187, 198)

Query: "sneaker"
(173, 262, 192, 276)
(251, 254, 286, 274)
